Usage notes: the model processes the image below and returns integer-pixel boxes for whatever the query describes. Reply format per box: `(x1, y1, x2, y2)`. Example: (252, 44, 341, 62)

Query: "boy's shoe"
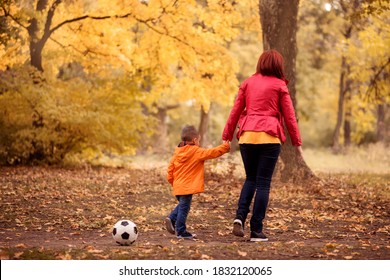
(177, 232, 197, 239)
(232, 219, 244, 237)
(165, 217, 175, 235)
(250, 231, 268, 242)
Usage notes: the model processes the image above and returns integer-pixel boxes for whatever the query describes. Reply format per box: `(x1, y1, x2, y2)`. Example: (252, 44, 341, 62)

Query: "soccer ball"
(112, 220, 138, 246)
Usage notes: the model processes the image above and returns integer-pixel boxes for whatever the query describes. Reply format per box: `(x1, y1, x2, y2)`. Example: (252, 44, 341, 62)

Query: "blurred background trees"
(297, 0, 390, 150)
(0, 0, 389, 165)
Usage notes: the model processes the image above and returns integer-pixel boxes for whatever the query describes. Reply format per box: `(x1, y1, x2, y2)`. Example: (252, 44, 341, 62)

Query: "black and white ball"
(112, 220, 138, 246)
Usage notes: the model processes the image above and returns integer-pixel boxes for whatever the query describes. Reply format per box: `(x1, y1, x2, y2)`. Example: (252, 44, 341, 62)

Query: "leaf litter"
(0, 164, 389, 260)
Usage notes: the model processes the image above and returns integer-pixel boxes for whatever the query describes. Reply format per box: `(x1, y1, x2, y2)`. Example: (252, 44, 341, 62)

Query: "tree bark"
(344, 92, 352, 146)
(376, 104, 385, 142)
(151, 104, 179, 154)
(27, 0, 52, 71)
(152, 107, 169, 153)
(260, 0, 316, 183)
(27, 0, 57, 71)
(333, 24, 352, 151)
(332, 56, 346, 152)
(333, 0, 362, 150)
(198, 105, 210, 147)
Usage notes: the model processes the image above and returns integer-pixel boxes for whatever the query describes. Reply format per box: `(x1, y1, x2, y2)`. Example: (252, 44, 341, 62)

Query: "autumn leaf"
(201, 254, 212, 260)
(1, 163, 389, 260)
(56, 252, 72, 260)
(0, 250, 10, 260)
(238, 250, 247, 257)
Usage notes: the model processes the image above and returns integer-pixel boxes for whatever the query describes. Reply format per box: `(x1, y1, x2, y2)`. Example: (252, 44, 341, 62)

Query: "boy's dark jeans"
(169, 194, 193, 235)
(236, 144, 281, 233)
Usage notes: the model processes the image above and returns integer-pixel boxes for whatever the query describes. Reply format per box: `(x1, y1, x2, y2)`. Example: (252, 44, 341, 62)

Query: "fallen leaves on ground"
(0, 164, 389, 260)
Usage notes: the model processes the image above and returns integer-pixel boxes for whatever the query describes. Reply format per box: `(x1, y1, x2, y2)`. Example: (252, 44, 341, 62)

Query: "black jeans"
(236, 144, 281, 233)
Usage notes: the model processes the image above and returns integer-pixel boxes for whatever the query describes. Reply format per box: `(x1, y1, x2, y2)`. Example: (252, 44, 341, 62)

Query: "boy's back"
(167, 143, 230, 196)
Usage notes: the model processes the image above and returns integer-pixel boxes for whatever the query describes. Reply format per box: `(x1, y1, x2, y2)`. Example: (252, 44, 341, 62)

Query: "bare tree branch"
(49, 10, 200, 55)
(135, 16, 201, 54)
(1, 6, 28, 30)
(43, 0, 62, 40)
(49, 13, 133, 38)
(49, 36, 85, 56)
(3, 0, 201, 68)
(366, 57, 390, 100)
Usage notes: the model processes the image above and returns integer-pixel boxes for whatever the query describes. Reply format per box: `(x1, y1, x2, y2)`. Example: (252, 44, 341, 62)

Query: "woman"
(222, 49, 303, 242)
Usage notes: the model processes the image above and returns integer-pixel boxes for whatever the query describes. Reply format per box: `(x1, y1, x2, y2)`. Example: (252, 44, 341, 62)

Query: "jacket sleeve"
(222, 82, 247, 141)
(167, 156, 175, 185)
(197, 143, 230, 161)
(279, 84, 302, 146)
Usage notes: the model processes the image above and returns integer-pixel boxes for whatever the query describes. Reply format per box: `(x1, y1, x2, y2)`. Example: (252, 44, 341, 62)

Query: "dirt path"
(1, 165, 389, 260)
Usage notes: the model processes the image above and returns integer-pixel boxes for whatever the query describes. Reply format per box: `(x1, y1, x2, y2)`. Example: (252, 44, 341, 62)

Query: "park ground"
(0, 145, 389, 260)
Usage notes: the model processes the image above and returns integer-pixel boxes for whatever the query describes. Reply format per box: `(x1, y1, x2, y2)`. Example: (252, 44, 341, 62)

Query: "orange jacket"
(167, 143, 230, 196)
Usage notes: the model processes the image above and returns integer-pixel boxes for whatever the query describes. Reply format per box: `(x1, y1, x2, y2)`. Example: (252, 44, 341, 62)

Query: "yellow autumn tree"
(297, 0, 389, 147)
(347, 1, 390, 143)
(0, 0, 257, 163)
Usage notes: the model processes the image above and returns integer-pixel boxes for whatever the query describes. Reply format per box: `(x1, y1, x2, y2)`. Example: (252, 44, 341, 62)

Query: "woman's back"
(243, 74, 287, 115)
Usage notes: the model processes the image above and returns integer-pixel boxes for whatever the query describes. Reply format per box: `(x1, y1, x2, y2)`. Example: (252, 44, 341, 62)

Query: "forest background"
(0, 0, 389, 261)
(0, 0, 389, 167)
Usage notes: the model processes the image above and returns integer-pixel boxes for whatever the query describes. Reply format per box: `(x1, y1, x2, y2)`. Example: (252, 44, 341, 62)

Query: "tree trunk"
(29, 41, 45, 71)
(198, 105, 210, 147)
(27, 0, 62, 71)
(152, 107, 169, 153)
(260, 0, 316, 183)
(27, 16, 43, 71)
(332, 24, 352, 151)
(27, 0, 49, 71)
(332, 56, 346, 152)
(333, 1, 363, 150)
(148, 104, 179, 154)
(343, 92, 352, 146)
(376, 104, 385, 142)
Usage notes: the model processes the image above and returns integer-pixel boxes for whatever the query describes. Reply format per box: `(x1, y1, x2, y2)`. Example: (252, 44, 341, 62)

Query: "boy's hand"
(222, 140, 230, 152)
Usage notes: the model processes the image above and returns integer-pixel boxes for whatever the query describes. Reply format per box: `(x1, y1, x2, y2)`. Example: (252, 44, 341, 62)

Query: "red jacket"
(222, 74, 302, 146)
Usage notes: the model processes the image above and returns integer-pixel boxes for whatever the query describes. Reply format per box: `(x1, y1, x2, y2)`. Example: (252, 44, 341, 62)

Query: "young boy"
(165, 125, 230, 239)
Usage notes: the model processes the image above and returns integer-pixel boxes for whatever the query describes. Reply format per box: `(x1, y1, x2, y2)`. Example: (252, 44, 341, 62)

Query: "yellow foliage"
(0, 0, 259, 162)
(0, 65, 153, 164)
(4, 0, 257, 102)
(346, 2, 390, 142)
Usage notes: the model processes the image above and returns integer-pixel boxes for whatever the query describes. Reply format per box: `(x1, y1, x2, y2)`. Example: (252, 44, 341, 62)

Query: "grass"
(304, 143, 390, 174)
(89, 143, 390, 175)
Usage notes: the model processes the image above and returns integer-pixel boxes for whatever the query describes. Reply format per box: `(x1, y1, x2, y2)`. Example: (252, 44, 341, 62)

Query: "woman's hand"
(295, 146, 303, 158)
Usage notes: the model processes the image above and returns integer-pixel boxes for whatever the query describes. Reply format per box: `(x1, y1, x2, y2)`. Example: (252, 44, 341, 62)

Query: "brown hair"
(181, 125, 199, 142)
(256, 49, 286, 81)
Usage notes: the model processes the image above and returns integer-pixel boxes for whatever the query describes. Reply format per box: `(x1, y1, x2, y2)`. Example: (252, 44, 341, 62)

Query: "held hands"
(222, 140, 230, 152)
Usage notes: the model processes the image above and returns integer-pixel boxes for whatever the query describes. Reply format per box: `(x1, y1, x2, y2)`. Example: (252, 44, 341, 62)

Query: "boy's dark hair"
(181, 125, 199, 141)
